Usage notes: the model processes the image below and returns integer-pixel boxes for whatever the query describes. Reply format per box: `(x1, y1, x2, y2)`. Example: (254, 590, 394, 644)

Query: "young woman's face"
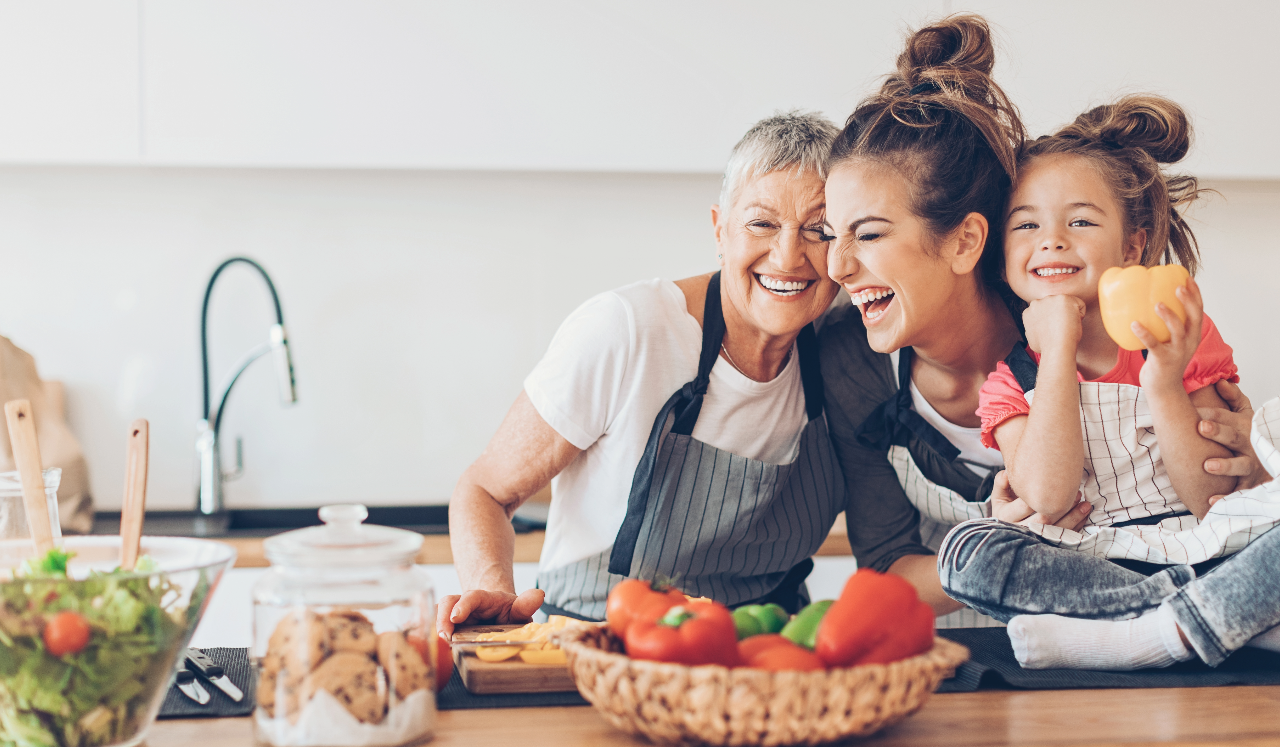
(1004, 154, 1144, 308)
(824, 161, 967, 353)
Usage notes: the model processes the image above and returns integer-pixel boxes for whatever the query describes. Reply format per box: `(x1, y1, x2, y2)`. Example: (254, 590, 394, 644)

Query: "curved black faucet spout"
(197, 257, 297, 519)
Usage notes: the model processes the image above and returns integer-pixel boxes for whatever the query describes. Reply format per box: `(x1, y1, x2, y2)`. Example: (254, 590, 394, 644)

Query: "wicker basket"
(559, 625, 969, 746)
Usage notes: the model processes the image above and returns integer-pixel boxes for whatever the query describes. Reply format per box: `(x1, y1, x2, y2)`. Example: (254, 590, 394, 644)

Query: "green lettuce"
(0, 550, 203, 747)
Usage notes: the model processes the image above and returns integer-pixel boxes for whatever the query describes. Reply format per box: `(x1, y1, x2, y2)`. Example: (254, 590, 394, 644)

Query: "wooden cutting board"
(451, 624, 578, 695)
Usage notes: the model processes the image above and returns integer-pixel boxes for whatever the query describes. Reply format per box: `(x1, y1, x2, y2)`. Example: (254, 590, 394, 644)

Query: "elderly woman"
(438, 112, 845, 634)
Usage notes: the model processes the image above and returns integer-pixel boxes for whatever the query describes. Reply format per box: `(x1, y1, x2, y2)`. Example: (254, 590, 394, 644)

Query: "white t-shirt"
(909, 382, 1004, 477)
(525, 279, 808, 572)
(890, 350, 1004, 477)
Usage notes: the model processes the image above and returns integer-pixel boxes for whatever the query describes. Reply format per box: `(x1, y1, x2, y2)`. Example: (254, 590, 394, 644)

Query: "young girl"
(972, 93, 1264, 557)
(936, 95, 1280, 670)
(971, 94, 1280, 567)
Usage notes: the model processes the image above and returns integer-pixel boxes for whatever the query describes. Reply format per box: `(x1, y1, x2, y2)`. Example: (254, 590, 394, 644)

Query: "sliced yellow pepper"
(468, 618, 581, 663)
(518, 649, 568, 665)
(474, 646, 524, 662)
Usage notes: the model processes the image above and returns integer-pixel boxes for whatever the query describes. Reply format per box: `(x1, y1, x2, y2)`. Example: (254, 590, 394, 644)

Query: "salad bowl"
(0, 535, 236, 747)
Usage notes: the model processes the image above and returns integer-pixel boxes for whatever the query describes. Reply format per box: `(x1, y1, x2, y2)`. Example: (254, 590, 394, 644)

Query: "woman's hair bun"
(897, 14, 997, 85)
(1070, 95, 1191, 164)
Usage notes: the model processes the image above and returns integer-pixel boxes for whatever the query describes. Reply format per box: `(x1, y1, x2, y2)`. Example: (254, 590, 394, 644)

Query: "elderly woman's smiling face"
(713, 169, 840, 339)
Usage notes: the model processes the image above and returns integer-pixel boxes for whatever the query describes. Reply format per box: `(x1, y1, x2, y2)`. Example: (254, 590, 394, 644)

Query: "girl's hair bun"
(1070, 95, 1191, 165)
(897, 14, 997, 82)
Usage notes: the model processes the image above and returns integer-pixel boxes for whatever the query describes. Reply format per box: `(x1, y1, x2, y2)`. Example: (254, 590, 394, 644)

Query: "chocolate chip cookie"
(375, 631, 430, 699)
(301, 651, 387, 724)
(266, 608, 329, 678)
(326, 610, 377, 656)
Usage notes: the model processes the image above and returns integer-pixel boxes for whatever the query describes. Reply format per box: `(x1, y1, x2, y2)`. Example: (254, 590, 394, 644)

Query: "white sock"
(1007, 605, 1194, 670)
(1245, 625, 1280, 654)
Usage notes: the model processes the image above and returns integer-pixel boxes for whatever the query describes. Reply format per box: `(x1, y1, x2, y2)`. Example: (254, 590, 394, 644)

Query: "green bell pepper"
(731, 603, 790, 640)
(779, 599, 833, 650)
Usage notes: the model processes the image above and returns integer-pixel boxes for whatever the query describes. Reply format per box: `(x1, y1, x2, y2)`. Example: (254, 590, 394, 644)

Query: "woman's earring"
(717, 253, 723, 259)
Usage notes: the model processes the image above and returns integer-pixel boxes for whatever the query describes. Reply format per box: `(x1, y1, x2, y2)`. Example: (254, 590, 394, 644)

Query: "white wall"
(0, 166, 719, 510)
(1, 168, 1276, 512)
(2, 2, 1279, 512)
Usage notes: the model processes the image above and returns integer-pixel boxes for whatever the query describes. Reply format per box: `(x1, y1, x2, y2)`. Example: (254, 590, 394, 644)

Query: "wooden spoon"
(4, 399, 55, 555)
(120, 419, 149, 571)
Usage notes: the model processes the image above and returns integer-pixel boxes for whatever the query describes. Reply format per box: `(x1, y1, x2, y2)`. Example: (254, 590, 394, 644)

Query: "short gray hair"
(719, 110, 840, 209)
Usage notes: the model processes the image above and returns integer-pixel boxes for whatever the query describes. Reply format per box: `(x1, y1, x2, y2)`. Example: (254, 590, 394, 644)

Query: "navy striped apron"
(855, 346, 1004, 628)
(536, 273, 845, 621)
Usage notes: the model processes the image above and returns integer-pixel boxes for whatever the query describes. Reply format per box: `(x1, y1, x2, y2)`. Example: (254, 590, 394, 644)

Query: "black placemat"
(157, 647, 257, 719)
(935, 628, 1280, 692)
(436, 670, 588, 710)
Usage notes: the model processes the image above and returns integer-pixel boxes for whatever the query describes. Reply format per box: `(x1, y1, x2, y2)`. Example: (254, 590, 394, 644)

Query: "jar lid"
(262, 504, 423, 567)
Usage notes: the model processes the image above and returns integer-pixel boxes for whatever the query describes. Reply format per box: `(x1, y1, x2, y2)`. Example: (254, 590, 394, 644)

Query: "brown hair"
(829, 14, 1027, 305)
(1020, 95, 1208, 275)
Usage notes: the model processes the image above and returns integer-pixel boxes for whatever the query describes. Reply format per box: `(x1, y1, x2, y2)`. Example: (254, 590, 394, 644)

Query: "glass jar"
(252, 504, 436, 747)
(0, 468, 61, 542)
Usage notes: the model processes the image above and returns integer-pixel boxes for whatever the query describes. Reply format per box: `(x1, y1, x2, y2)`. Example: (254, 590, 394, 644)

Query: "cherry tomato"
(605, 579, 687, 639)
(435, 636, 453, 692)
(43, 611, 91, 657)
(408, 632, 454, 693)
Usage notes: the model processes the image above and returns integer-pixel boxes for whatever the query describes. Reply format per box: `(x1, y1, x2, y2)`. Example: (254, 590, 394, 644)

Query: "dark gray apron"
(536, 273, 845, 620)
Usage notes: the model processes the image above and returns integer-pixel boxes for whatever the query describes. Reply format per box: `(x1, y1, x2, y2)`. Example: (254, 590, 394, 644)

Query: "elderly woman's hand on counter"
(437, 589, 545, 639)
(439, 392, 580, 637)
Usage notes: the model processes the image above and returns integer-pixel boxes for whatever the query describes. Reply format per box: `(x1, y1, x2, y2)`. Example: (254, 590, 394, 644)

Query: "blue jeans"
(937, 518, 1280, 666)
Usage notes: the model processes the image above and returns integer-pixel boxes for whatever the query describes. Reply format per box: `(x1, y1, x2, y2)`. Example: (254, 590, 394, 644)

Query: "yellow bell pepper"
(1098, 265, 1189, 351)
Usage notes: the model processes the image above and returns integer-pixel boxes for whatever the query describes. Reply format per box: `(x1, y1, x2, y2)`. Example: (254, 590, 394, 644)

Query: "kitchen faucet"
(195, 257, 297, 532)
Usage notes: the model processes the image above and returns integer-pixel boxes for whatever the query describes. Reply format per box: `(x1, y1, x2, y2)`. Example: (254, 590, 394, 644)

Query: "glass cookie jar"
(252, 504, 437, 747)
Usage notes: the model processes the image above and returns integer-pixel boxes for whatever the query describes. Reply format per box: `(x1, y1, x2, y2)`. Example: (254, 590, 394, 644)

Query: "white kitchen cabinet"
(0, 1, 1275, 177)
(138, 0, 940, 171)
(0, 0, 139, 163)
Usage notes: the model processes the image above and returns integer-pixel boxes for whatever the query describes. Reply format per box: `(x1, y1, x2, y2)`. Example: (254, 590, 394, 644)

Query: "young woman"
(819, 15, 1268, 631)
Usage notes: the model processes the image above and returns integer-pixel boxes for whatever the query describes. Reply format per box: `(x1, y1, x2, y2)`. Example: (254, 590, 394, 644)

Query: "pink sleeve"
(1183, 314, 1240, 394)
(977, 360, 1031, 450)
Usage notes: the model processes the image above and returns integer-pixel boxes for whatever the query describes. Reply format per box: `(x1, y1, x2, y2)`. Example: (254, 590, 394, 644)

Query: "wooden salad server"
(4, 399, 55, 555)
(120, 419, 149, 571)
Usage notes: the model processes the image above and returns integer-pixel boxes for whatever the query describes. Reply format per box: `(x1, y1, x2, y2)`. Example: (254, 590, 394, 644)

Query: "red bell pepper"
(737, 633, 791, 663)
(737, 634, 825, 672)
(625, 601, 739, 667)
(605, 579, 688, 639)
(814, 569, 935, 668)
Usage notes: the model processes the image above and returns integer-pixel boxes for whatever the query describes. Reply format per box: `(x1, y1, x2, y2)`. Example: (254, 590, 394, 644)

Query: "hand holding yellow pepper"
(1098, 265, 1189, 351)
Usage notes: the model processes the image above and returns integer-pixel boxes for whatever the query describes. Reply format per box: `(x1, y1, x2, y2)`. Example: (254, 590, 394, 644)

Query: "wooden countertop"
(148, 684, 1280, 746)
(221, 514, 855, 568)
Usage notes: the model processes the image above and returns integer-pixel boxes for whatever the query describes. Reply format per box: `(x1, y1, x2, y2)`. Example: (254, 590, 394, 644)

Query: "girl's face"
(824, 161, 978, 353)
(1004, 154, 1145, 308)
